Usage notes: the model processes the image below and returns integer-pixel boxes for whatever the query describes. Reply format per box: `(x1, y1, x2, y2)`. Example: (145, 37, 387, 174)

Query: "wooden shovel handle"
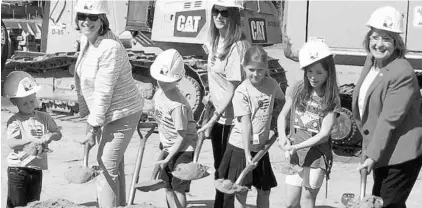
(83, 143, 90, 167)
(193, 104, 212, 163)
(359, 168, 368, 201)
(151, 150, 166, 180)
(235, 133, 278, 185)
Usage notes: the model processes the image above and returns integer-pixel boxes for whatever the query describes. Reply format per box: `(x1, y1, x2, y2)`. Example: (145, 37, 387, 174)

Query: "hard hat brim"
(366, 25, 403, 34)
(150, 69, 183, 83)
(10, 85, 42, 98)
(213, 3, 244, 9)
(75, 9, 107, 15)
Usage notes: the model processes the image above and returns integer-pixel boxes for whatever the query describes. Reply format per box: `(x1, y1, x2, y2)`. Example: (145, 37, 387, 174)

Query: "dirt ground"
(1, 44, 421, 208)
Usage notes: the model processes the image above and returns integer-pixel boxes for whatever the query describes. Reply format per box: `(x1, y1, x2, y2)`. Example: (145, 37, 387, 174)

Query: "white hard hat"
(151, 49, 185, 83)
(75, 0, 108, 14)
(299, 41, 333, 68)
(213, 0, 244, 9)
(366, 6, 403, 34)
(3, 71, 41, 98)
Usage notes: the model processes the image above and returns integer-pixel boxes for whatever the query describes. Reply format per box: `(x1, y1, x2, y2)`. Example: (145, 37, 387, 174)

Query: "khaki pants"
(96, 111, 141, 208)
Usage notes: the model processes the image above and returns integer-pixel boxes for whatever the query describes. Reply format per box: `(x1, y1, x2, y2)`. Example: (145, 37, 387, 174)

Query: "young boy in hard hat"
(150, 49, 198, 208)
(3, 71, 62, 208)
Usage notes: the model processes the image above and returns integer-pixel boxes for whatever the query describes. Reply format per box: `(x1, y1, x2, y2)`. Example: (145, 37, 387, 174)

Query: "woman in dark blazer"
(352, 6, 422, 208)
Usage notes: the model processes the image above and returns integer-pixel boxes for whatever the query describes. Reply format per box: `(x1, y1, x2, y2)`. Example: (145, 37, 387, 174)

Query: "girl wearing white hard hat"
(197, 0, 250, 207)
(353, 6, 422, 208)
(279, 41, 341, 208)
(73, 0, 143, 207)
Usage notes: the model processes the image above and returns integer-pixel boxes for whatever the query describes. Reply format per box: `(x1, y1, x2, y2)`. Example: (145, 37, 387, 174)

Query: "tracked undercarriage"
(4, 50, 288, 122)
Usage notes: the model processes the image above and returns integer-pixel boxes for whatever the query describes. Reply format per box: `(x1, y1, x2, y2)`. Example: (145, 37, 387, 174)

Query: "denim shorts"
(158, 151, 193, 193)
(7, 167, 42, 208)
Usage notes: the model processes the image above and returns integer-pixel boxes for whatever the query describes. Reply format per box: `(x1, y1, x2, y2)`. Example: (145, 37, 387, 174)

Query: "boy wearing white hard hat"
(3, 71, 62, 208)
(150, 49, 198, 208)
(280, 40, 341, 208)
(354, 6, 422, 208)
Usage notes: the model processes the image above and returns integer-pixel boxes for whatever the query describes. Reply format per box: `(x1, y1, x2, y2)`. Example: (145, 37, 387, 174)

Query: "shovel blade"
(341, 193, 357, 207)
(65, 166, 100, 184)
(172, 162, 210, 181)
(135, 179, 166, 192)
(214, 179, 248, 195)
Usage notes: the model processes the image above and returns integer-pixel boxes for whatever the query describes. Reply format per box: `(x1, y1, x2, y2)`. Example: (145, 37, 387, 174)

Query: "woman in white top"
(197, 1, 250, 207)
(73, 0, 143, 207)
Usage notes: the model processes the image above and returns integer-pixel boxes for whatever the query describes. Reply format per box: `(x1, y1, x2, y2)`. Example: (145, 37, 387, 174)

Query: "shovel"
(172, 104, 213, 181)
(135, 149, 167, 192)
(65, 143, 101, 184)
(215, 133, 277, 195)
(341, 168, 383, 208)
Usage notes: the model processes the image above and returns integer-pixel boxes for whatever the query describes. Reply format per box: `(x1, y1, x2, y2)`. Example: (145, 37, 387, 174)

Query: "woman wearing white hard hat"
(73, 0, 143, 207)
(197, 0, 250, 207)
(279, 41, 341, 208)
(352, 6, 422, 207)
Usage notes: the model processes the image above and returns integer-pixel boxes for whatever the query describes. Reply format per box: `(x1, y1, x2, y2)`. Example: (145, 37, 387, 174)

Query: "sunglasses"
(77, 13, 100, 21)
(212, 8, 229, 18)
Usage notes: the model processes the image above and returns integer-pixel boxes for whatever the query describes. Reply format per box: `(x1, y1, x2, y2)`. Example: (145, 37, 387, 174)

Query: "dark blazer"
(352, 55, 422, 168)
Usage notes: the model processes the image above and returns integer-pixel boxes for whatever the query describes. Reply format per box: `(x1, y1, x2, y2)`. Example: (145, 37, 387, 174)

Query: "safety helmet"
(299, 41, 333, 68)
(366, 6, 403, 34)
(75, 0, 108, 15)
(150, 49, 185, 83)
(3, 71, 41, 98)
(213, 0, 244, 9)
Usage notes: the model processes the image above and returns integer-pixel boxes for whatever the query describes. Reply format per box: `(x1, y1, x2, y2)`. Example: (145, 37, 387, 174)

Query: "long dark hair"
(208, 6, 244, 60)
(75, 13, 110, 36)
(294, 55, 339, 115)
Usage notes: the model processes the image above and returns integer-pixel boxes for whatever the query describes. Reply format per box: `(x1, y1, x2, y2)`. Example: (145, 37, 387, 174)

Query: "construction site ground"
(1, 44, 421, 208)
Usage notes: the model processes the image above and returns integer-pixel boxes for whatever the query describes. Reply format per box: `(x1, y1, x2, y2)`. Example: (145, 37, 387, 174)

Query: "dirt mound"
(16, 198, 93, 208)
(356, 195, 383, 208)
(17, 198, 162, 208)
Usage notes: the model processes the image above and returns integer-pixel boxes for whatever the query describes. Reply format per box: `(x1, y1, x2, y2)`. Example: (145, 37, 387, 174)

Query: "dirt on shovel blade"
(356, 195, 384, 208)
(214, 179, 248, 195)
(65, 166, 100, 184)
(16, 198, 162, 208)
(136, 179, 166, 192)
(172, 162, 210, 181)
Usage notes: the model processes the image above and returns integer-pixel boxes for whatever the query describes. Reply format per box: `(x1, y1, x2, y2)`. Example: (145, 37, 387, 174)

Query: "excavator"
(3, 0, 422, 156)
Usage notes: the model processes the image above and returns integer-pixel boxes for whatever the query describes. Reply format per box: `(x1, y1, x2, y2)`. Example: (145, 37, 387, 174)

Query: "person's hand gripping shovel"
(172, 103, 212, 181)
(341, 161, 383, 208)
(66, 129, 101, 184)
(214, 133, 277, 195)
(135, 149, 167, 192)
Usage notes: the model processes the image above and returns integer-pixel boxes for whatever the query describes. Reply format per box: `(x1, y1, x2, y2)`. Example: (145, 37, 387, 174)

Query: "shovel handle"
(235, 134, 278, 185)
(359, 168, 368, 201)
(151, 150, 166, 179)
(193, 104, 212, 163)
(83, 143, 90, 167)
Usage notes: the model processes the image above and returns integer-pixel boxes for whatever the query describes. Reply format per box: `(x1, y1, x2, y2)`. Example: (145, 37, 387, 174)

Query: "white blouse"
(358, 66, 380, 119)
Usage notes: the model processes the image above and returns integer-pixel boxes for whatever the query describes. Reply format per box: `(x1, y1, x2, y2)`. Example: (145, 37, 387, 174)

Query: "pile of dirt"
(16, 198, 93, 208)
(17, 198, 161, 208)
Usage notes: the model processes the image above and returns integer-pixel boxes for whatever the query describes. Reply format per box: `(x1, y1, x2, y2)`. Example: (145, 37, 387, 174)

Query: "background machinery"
(3, 0, 422, 156)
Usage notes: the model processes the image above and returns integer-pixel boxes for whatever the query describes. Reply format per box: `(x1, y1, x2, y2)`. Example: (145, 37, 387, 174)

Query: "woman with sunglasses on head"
(197, 1, 250, 207)
(352, 6, 422, 208)
(73, 0, 143, 207)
